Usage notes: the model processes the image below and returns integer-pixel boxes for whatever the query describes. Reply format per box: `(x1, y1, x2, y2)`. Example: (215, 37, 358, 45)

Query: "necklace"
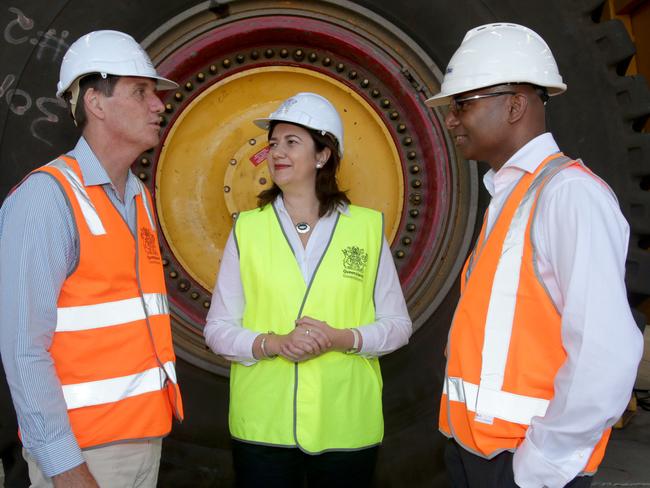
(295, 222, 311, 234)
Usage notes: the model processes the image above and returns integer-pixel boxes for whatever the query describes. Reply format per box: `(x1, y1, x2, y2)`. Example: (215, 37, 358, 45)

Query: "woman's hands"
(254, 317, 359, 362)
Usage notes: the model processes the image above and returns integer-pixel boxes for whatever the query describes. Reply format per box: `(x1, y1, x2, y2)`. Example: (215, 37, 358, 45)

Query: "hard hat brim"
(425, 82, 567, 108)
(56, 73, 179, 99)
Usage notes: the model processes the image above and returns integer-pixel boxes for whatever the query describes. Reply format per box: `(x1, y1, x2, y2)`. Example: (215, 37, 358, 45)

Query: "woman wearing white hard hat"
(204, 92, 412, 487)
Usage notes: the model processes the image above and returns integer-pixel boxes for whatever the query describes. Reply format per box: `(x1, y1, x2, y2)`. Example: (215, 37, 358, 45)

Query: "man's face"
(444, 86, 515, 165)
(101, 76, 164, 153)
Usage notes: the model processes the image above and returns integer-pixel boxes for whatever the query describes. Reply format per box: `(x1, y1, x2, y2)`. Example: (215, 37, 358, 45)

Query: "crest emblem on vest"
(140, 227, 161, 264)
(342, 246, 368, 281)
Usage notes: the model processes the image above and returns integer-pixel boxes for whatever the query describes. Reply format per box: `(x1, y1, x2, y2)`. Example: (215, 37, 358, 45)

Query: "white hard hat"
(56, 30, 178, 98)
(425, 23, 567, 107)
(254, 92, 344, 156)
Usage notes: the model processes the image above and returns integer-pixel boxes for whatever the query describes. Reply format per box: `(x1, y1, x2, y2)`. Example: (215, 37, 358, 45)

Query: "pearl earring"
(316, 162, 323, 168)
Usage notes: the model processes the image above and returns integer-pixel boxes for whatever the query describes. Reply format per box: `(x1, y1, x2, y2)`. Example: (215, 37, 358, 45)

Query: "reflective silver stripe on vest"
(135, 178, 156, 231)
(443, 376, 549, 426)
(474, 156, 571, 424)
(56, 293, 169, 332)
(61, 360, 177, 410)
(47, 158, 107, 236)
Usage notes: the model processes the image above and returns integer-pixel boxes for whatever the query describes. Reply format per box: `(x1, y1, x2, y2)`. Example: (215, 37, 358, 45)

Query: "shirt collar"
(483, 132, 561, 196)
(67, 136, 140, 196)
(274, 195, 350, 217)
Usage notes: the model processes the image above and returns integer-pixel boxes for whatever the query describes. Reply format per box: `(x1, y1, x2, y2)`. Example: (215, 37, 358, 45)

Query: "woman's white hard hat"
(254, 92, 344, 156)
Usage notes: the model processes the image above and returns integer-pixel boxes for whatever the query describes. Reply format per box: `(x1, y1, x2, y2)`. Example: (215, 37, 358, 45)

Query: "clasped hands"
(259, 316, 354, 362)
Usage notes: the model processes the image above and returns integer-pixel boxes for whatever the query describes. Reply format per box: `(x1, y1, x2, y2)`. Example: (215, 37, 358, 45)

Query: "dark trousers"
(232, 439, 378, 488)
(445, 440, 592, 488)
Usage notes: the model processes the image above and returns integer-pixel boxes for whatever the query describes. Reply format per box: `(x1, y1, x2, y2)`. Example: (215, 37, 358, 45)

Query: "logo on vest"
(342, 246, 368, 281)
(140, 228, 161, 264)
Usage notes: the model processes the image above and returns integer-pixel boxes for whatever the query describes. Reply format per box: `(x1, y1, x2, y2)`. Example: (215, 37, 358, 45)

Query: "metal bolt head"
(209, 64, 218, 74)
(360, 79, 370, 88)
(371, 89, 380, 98)
(141, 157, 150, 166)
(236, 54, 245, 63)
(395, 250, 406, 259)
(196, 72, 205, 81)
(410, 165, 420, 174)
(179, 280, 189, 291)
(224, 186, 231, 193)
(190, 291, 199, 300)
(280, 48, 289, 58)
(403, 136, 413, 145)
(402, 237, 412, 245)
(222, 59, 231, 68)
(412, 180, 422, 189)
(390, 111, 399, 120)
(265, 49, 274, 58)
(293, 49, 304, 61)
(162, 258, 169, 266)
(397, 124, 407, 133)
(406, 223, 416, 232)
(231, 212, 238, 220)
(259, 177, 267, 185)
(407, 151, 416, 160)
(169, 270, 178, 279)
(164, 103, 173, 113)
(203, 301, 210, 309)
(409, 209, 420, 217)
(410, 193, 422, 204)
(249, 138, 256, 145)
(229, 158, 237, 165)
(322, 57, 331, 66)
(138, 172, 147, 181)
(336, 63, 345, 72)
(308, 52, 318, 62)
(381, 98, 390, 108)
(348, 71, 358, 80)
(184, 81, 193, 91)
(174, 92, 183, 101)
(251, 50, 260, 60)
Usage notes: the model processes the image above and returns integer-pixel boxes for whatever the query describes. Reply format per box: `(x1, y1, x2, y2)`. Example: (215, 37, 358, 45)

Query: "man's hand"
(52, 463, 100, 488)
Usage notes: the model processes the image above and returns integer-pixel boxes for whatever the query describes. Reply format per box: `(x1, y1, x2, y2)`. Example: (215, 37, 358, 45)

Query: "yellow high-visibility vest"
(231, 203, 384, 452)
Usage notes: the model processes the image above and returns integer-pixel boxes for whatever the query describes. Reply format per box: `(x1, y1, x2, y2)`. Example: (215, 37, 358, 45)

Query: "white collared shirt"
(204, 197, 412, 364)
(481, 133, 643, 487)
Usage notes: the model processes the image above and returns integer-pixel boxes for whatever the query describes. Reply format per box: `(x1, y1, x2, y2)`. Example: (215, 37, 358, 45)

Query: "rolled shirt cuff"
(27, 431, 84, 478)
(513, 438, 593, 488)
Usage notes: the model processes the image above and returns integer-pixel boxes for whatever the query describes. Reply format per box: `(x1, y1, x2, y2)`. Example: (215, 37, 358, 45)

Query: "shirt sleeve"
(356, 237, 412, 357)
(203, 230, 259, 365)
(0, 174, 85, 477)
(512, 175, 644, 487)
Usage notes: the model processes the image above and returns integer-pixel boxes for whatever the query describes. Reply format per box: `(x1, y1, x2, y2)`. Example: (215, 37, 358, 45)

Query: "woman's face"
(267, 123, 330, 191)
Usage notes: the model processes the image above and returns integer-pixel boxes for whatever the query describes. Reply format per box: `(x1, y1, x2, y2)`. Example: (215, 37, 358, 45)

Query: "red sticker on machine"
(250, 146, 270, 166)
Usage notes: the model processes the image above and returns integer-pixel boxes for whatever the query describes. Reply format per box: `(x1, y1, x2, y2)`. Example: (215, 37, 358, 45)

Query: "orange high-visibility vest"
(441, 154, 610, 474)
(31, 155, 183, 449)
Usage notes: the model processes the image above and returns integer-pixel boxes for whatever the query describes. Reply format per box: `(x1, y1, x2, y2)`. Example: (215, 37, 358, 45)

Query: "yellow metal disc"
(156, 66, 404, 292)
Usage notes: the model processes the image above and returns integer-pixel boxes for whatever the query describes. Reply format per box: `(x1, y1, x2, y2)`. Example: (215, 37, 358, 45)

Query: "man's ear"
(83, 87, 104, 121)
(507, 92, 528, 124)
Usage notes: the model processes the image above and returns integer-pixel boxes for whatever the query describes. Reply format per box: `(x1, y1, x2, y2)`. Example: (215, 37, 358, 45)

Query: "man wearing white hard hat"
(428, 23, 643, 487)
(0, 30, 183, 487)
